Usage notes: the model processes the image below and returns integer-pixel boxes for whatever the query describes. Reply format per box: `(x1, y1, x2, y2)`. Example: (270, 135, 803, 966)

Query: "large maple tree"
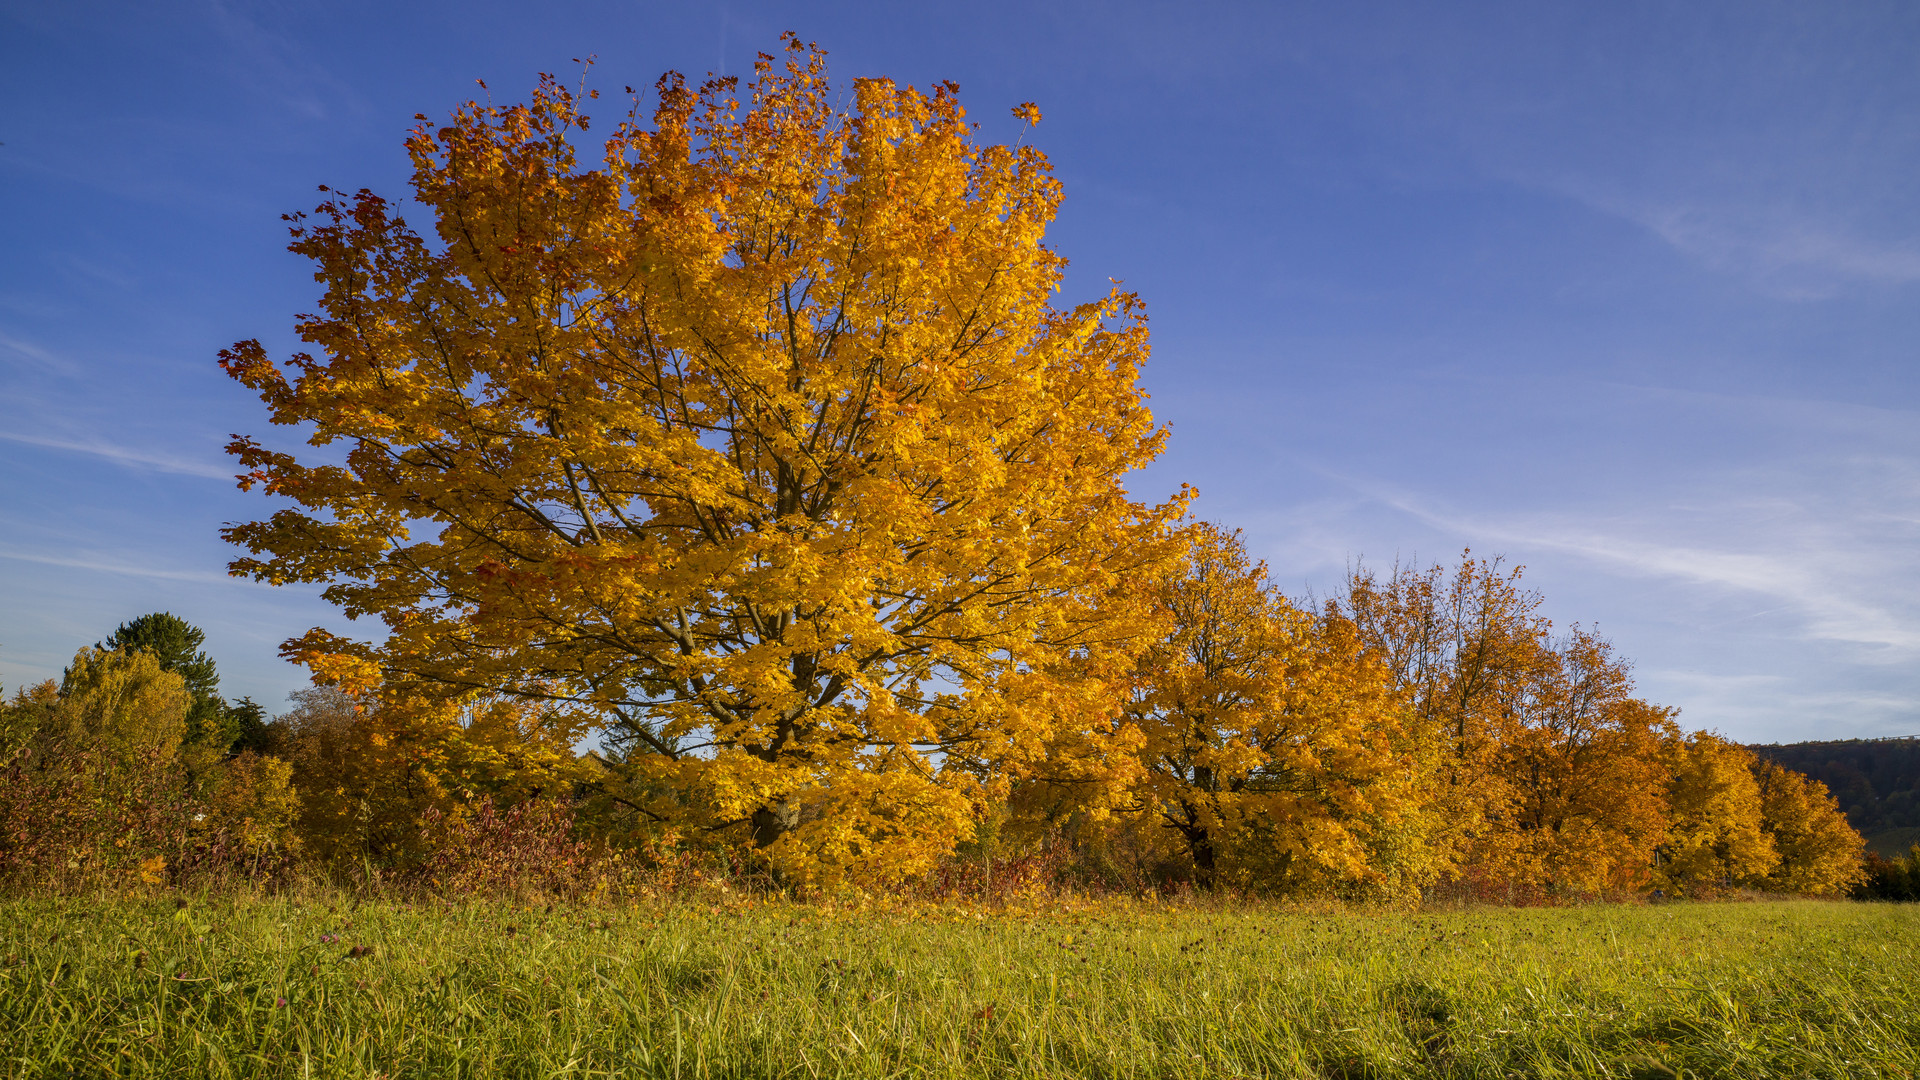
(221, 40, 1183, 884)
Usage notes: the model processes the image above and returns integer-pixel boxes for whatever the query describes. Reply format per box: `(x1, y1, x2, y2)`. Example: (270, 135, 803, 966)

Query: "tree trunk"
(750, 799, 799, 849)
(1190, 828, 1219, 889)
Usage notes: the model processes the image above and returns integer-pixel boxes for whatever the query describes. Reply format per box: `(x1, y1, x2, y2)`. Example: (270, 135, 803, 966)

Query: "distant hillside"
(1750, 737, 1920, 856)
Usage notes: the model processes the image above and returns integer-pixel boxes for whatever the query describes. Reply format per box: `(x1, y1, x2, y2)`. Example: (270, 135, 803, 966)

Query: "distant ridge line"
(1750, 735, 1920, 746)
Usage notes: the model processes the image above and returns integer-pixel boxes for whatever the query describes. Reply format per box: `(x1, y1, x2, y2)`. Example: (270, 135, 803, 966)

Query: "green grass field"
(1, 894, 1914, 1079)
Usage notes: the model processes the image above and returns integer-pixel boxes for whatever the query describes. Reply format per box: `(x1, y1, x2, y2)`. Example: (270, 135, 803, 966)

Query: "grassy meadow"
(1, 895, 1914, 1079)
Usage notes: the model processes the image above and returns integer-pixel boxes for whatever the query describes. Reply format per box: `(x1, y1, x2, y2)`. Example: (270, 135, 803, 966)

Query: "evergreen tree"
(101, 613, 234, 752)
(226, 696, 273, 756)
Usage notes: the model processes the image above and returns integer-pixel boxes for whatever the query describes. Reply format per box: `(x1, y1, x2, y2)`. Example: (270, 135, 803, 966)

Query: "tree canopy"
(166, 40, 1873, 901)
(220, 39, 1183, 884)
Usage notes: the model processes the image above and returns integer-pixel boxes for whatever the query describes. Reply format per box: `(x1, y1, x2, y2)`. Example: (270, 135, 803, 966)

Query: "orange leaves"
(1104, 523, 1421, 896)
(1329, 552, 1867, 902)
(1473, 629, 1678, 895)
(1753, 758, 1866, 895)
(223, 40, 1181, 888)
(1657, 732, 1775, 895)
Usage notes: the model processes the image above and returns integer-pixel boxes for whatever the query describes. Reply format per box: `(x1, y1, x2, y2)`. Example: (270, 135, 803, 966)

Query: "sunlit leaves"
(223, 38, 1182, 887)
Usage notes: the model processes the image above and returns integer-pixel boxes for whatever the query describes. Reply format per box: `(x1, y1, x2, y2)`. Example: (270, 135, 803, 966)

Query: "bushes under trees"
(0, 647, 299, 891)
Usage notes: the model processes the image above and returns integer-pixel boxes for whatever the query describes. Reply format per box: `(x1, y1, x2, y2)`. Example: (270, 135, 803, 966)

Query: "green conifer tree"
(101, 613, 235, 753)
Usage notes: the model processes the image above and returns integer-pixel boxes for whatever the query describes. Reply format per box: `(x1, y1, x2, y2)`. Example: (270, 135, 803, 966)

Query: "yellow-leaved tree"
(44, 647, 190, 764)
(1335, 554, 1551, 892)
(1656, 732, 1776, 895)
(1110, 523, 1429, 897)
(221, 39, 1182, 887)
(1752, 758, 1866, 896)
(1476, 632, 1676, 896)
(1339, 556, 1684, 899)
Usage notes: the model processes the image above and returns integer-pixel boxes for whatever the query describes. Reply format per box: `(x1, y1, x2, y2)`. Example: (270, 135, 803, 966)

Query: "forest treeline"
(1748, 739, 1920, 900)
(0, 41, 1883, 904)
(1749, 739, 1920, 841)
(0, 544, 1873, 903)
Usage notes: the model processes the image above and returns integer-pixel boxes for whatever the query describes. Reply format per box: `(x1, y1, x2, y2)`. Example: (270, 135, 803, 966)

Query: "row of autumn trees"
(0, 544, 1866, 902)
(1, 39, 1866, 900)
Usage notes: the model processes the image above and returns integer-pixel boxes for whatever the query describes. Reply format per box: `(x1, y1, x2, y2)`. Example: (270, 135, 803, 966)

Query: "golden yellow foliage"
(201, 752, 302, 858)
(1336, 554, 1549, 880)
(1753, 757, 1865, 896)
(45, 648, 189, 765)
(274, 687, 588, 864)
(1657, 732, 1776, 895)
(1339, 557, 1691, 899)
(222, 39, 1181, 887)
(1111, 524, 1426, 897)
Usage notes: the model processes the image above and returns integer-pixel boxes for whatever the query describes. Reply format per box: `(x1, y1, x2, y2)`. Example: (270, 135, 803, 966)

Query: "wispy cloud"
(205, 0, 358, 122)
(0, 431, 232, 480)
(0, 549, 238, 586)
(1637, 207, 1920, 288)
(0, 332, 77, 375)
(1328, 474, 1920, 658)
(1649, 669, 1920, 742)
(1551, 183, 1920, 296)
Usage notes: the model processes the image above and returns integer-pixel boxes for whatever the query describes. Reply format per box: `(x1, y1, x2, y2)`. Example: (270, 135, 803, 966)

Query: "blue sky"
(2, 1, 1915, 743)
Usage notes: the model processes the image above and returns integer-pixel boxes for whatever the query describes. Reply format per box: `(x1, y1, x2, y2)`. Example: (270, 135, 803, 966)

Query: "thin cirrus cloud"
(0, 430, 234, 481)
(0, 548, 242, 586)
(1646, 669, 1920, 743)
(1352, 478, 1920, 659)
(202, 0, 360, 122)
(0, 332, 77, 376)
(1561, 186, 1920, 296)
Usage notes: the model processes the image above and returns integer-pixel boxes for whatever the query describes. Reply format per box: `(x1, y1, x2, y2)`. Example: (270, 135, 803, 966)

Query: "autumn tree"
(1119, 523, 1289, 887)
(220, 40, 1181, 886)
(1656, 732, 1776, 895)
(99, 612, 259, 785)
(1338, 555, 1699, 898)
(1104, 524, 1418, 895)
(47, 647, 190, 765)
(1752, 757, 1865, 895)
(1340, 555, 1548, 753)
(1334, 554, 1552, 886)
(1478, 631, 1675, 895)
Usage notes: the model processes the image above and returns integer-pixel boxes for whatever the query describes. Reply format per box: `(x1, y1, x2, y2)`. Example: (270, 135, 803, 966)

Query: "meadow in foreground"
(2, 896, 1914, 1079)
